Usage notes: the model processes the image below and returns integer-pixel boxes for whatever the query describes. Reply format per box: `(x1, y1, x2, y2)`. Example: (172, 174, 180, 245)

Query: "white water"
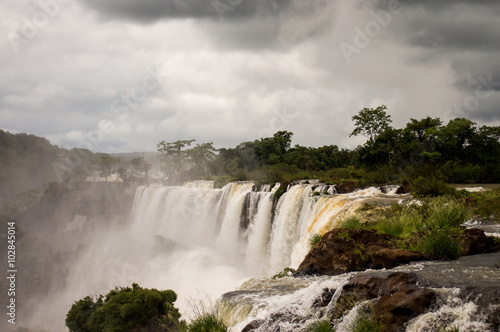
(24, 182, 466, 331)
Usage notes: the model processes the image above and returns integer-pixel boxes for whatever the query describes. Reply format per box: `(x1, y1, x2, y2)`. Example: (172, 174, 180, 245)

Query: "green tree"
(350, 105, 392, 142)
(255, 131, 293, 165)
(91, 154, 120, 180)
(157, 139, 195, 183)
(186, 142, 217, 178)
(404, 117, 442, 142)
(66, 283, 180, 332)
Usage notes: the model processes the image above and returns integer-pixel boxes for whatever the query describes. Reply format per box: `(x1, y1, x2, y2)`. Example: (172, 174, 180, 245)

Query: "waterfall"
(24, 181, 498, 332)
(130, 183, 392, 277)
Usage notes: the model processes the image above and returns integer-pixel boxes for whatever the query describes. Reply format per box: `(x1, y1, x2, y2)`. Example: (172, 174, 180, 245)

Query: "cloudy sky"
(1, 0, 499, 152)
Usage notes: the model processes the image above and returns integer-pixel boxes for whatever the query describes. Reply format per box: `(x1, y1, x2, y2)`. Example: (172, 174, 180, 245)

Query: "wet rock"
(328, 273, 436, 332)
(335, 180, 369, 193)
(395, 185, 409, 194)
(296, 229, 432, 276)
(241, 319, 264, 332)
(373, 287, 436, 332)
(460, 228, 499, 255)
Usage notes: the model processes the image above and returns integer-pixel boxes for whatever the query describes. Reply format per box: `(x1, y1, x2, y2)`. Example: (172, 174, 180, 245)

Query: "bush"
(339, 216, 363, 230)
(66, 283, 180, 332)
(426, 198, 469, 230)
(180, 299, 244, 332)
(309, 234, 322, 249)
(470, 188, 500, 222)
(272, 267, 296, 279)
(410, 177, 456, 198)
(307, 319, 335, 332)
(349, 310, 381, 332)
(187, 313, 227, 332)
(417, 230, 461, 259)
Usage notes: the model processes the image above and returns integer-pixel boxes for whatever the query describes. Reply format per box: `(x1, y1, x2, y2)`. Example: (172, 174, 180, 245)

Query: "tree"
(404, 117, 442, 142)
(186, 142, 217, 178)
(90, 154, 120, 180)
(66, 283, 181, 332)
(350, 105, 392, 142)
(157, 139, 195, 183)
(255, 131, 293, 165)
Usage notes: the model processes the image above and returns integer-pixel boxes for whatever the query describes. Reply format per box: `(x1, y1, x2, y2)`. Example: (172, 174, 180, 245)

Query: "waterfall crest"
(131, 182, 398, 276)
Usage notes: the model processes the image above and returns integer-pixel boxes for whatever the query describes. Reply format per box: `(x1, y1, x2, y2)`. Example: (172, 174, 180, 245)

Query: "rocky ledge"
(315, 272, 436, 332)
(296, 228, 498, 276)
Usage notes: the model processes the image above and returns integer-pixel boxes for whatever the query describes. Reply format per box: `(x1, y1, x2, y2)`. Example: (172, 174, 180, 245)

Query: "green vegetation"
(409, 176, 456, 198)
(180, 299, 235, 332)
(341, 197, 472, 259)
(349, 310, 381, 332)
(417, 230, 461, 259)
(306, 319, 335, 332)
(155, 109, 500, 186)
(272, 267, 296, 279)
(339, 216, 364, 230)
(65, 283, 181, 332)
(466, 187, 500, 222)
(337, 231, 352, 241)
(309, 234, 323, 249)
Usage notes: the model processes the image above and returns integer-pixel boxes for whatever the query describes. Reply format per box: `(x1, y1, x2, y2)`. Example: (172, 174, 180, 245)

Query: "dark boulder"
(327, 272, 436, 332)
(460, 228, 499, 255)
(296, 229, 432, 276)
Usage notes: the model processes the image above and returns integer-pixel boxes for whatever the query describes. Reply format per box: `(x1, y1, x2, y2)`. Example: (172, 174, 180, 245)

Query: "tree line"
(157, 106, 500, 185)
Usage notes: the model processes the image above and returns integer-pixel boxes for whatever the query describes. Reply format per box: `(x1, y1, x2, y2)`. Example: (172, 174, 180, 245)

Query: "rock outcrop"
(296, 229, 432, 276)
(326, 272, 437, 332)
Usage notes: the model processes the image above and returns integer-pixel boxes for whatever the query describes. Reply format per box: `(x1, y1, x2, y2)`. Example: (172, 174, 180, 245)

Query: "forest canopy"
(156, 107, 500, 185)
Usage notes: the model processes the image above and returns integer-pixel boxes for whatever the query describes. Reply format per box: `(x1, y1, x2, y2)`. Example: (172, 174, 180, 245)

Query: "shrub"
(182, 298, 246, 332)
(187, 313, 227, 332)
(309, 234, 322, 249)
(470, 188, 500, 222)
(426, 198, 469, 230)
(417, 230, 461, 259)
(307, 319, 335, 332)
(410, 177, 456, 198)
(339, 216, 363, 230)
(272, 267, 296, 279)
(349, 310, 381, 332)
(66, 283, 180, 332)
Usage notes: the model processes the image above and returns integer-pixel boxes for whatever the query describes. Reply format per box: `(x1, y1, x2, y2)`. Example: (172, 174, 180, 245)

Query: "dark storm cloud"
(403, 0, 500, 11)
(78, 0, 292, 22)
(369, 0, 500, 123)
(406, 21, 500, 52)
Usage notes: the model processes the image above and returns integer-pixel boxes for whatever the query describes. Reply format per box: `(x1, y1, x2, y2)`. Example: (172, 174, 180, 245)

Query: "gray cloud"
(78, 0, 292, 22)
(2, 0, 499, 154)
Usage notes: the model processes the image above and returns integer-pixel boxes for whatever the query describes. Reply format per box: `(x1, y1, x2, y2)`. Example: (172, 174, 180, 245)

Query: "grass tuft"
(417, 230, 461, 259)
(339, 216, 364, 230)
(306, 319, 335, 332)
(309, 234, 323, 250)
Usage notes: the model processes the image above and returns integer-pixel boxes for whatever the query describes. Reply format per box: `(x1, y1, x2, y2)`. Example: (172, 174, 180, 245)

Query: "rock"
(395, 185, 409, 194)
(241, 319, 264, 332)
(326, 272, 436, 332)
(296, 229, 432, 276)
(335, 180, 369, 193)
(373, 287, 436, 332)
(460, 228, 499, 255)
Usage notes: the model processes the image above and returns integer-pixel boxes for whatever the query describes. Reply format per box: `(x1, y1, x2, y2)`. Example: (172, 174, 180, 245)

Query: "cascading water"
(25, 181, 499, 331)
